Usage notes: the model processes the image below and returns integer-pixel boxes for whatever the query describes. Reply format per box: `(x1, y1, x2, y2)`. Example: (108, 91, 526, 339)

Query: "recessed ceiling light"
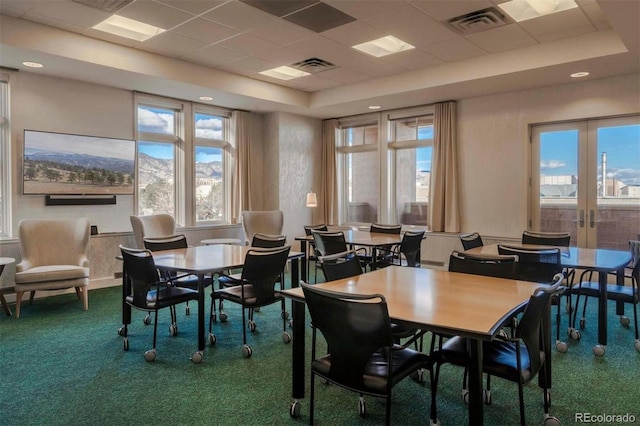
(93, 15, 166, 42)
(570, 72, 590, 78)
(368, 105, 381, 110)
(498, 0, 578, 22)
(259, 66, 310, 81)
(199, 96, 213, 101)
(352, 36, 414, 58)
(22, 61, 44, 68)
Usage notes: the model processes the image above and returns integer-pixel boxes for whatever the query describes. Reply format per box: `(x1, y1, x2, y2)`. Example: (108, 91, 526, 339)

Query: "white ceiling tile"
(519, 8, 594, 39)
(324, 0, 406, 20)
(155, 0, 227, 16)
(346, 56, 407, 78)
(361, 4, 436, 32)
(422, 37, 487, 62)
(465, 24, 538, 53)
(392, 21, 459, 50)
(315, 67, 371, 84)
(288, 35, 363, 67)
(117, 0, 194, 30)
(381, 48, 444, 71)
(202, 0, 279, 31)
(141, 30, 209, 57)
(321, 20, 386, 47)
(172, 17, 239, 44)
(215, 34, 306, 65)
(23, 11, 89, 33)
(409, 0, 494, 21)
(0, 1, 40, 16)
(28, 1, 111, 28)
(247, 19, 316, 47)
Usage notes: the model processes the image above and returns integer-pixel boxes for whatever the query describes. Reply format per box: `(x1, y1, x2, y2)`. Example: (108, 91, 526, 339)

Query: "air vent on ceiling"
(72, 0, 134, 13)
(447, 7, 513, 35)
(290, 57, 337, 74)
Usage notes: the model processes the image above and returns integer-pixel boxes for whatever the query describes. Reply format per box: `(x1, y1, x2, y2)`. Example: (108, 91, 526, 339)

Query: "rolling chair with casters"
(118, 246, 199, 362)
(459, 232, 483, 250)
(301, 282, 432, 425)
(383, 230, 425, 268)
(210, 245, 292, 357)
(571, 240, 640, 354)
(312, 230, 367, 281)
(363, 223, 402, 269)
(430, 273, 564, 426)
(304, 224, 328, 283)
(143, 234, 213, 319)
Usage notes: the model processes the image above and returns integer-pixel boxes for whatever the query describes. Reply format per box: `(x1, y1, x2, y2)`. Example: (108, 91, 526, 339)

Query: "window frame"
(0, 74, 11, 238)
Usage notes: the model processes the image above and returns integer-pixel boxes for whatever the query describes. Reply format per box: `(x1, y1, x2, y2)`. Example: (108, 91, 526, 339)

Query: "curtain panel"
(322, 119, 339, 225)
(231, 110, 251, 223)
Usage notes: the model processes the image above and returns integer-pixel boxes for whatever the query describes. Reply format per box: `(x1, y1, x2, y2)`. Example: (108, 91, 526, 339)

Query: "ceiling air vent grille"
(72, 0, 134, 13)
(290, 57, 337, 74)
(447, 7, 512, 35)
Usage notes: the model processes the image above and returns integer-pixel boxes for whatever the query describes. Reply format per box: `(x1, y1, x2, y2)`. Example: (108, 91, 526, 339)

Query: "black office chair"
(571, 240, 640, 353)
(118, 245, 199, 362)
(384, 230, 425, 268)
(430, 274, 564, 426)
(301, 282, 432, 425)
(143, 234, 213, 318)
(365, 223, 402, 268)
(304, 224, 328, 283)
(210, 245, 292, 357)
(459, 232, 484, 250)
(312, 230, 366, 281)
(497, 244, 567, 352)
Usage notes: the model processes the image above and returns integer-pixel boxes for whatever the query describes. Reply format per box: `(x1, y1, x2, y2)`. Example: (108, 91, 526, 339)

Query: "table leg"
(467, 339, 484, 425)
(198, 274, 206, 352)
(371, 247, 378, 271)
(300, 240, 308, 283)
(597, 270, 608, 347)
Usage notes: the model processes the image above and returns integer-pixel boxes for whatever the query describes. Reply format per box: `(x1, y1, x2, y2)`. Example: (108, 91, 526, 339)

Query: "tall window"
(0, 76, 10, 237)
(136, 103, 179, 217)
(337, 119, 379, 224)
(388, 112, 434, 226)
(194, 110, 228, 223)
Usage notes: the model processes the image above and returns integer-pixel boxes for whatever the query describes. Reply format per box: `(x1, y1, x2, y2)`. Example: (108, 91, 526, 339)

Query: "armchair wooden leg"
(75, 287, 82, 301)
(80, 287, 89, 310)
(15, 291, 23, 318)
(29, 291, 36, 305)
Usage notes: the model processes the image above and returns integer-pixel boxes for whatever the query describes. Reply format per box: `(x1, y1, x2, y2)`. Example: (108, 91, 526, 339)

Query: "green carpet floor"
(1, 278, 638, 426)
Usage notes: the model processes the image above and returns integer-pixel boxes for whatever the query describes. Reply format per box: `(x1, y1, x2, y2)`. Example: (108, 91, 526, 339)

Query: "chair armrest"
(15, 260, 33, 273)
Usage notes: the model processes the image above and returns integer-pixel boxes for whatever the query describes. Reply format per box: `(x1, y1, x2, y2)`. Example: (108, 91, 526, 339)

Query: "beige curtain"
(321, 119, 339, 225)
(429, 101, 460, 232)
(231, 110, 251, 223)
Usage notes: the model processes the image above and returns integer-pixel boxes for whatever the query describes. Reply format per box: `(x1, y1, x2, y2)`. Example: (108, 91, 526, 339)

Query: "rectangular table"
(296, 229, 408, 281)
(121, 244, 303, 361)
(467, 244, 631, 352)
(282, 266, 545, 424)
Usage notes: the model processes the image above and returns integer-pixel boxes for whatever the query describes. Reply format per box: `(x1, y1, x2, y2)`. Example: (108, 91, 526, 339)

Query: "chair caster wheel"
(568, 328, 581, 340)
(358, 398, 366, 417)
(169, 324, 178, 336)
(220, 312, 228, 322)
(242, 344, 253, 358)
(117, 326, 126, 337)
(123, 338, 129, 351)
(430, 419, 441, 426)
(593, 344, 605, 357)
(620, 316, 630, 327)
(415, 368, 426, 384)
(248, 320, 256, 332)
(282, 332, 291, 344)
(634, 340, 640, 353)
(579, 318, 586, 329)
(209, 333, 217, 346)
(144, 349, 156, 362)
(544, 414, 561, 426)
(143, 314, 152, 325)
(281, 311, 289, 320)
(556, 341, 568, 353)
(191, 351, 203, 364)
(185, 305, 190, 316)
(289, 400, 301, 418)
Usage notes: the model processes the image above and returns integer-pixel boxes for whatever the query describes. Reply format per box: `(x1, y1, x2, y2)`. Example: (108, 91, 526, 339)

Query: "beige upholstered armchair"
(130, 214, 176, 249)
(241, 210, 284, 245)
(14, 218, 91, 318)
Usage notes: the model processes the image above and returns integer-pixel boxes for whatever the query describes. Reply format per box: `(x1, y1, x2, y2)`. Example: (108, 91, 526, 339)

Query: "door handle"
(573, 210, 585, 227)
(589, 209, 595, 228)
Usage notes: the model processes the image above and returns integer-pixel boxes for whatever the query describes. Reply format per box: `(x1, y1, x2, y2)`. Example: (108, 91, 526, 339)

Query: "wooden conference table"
(467, 244, 632, 355)
(282, 266, 546, 425)
(120, 244, 303, 362)
(296, 229, 410, 280)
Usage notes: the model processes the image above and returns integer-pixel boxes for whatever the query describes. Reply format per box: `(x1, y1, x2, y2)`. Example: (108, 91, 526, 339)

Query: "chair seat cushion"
(436, 336, 543, 384)
(15, 265, 89, 284)
(126, 286, 198, 310)
(216, 285, 282, 307)
(218, 273, 241, 288)
(312, 346, 430, 394)
(574, 282, 638, 302)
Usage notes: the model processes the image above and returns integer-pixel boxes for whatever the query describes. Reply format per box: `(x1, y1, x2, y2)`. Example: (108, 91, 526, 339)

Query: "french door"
(531, 116, 640, 249)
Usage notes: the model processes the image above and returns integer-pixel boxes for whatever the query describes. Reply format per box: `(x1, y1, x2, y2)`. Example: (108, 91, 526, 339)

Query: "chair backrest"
(459, 232, 484, 250)
(18, 218, 91, 268)
(522, 231, 570, 247)
(301, 282, 393, 389)
(119, 245, 161, 308)
(130, 214, 176, 249)
(241, 210, 284, 245)
(241, 246, 291, 302)
(143, 234, 188, 251)
(311, 230, 348, 257)
(448, 250, 517, 279)
(304, 224, 328, 236)
(319, 250, 363, 281)
(497, 244, 562, 283)
(251, 233, 287, 248)
(516, 273, 564, 377)
(399, 230, 425, 267)
(370, 223, 402, 234)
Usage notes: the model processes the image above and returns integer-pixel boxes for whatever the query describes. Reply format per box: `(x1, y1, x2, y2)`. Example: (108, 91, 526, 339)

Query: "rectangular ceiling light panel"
(93, 15, 166, 41)
(499, 0, 578, 22)
(352, 36, 415, 58)
(259, 66, 311, 80)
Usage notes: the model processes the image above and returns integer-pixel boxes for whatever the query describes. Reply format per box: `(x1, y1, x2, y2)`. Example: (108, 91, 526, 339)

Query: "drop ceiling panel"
(287, 35, 362, 67)
(324, 0, 405, 20)
(239, 0, 318, 18)
(346, 56, 408, 78)
(172, 17, 240, 44)
(141, 31, 209, 57)
(116, 0, 194, 30)
(391, 21, 459, 51)
(283, 2, 356, 33)
(0, 1, 39, 15)
(284, 74, 341, 92)
(381, 48, 444, 71)
(247, 19, 316, 47)
(155, 0, 229, 16)
(422, 37, 488, 63)
(316, 67, 371, 84)
(519, 8, 595, 41)
(465, 24, 538, 53)
(320, 20, 385, 47)
(409, 0, 495, 22)
(202, 1, 279, 31)
(29, 1, 110, 28)
(360, 4, 437, 33)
